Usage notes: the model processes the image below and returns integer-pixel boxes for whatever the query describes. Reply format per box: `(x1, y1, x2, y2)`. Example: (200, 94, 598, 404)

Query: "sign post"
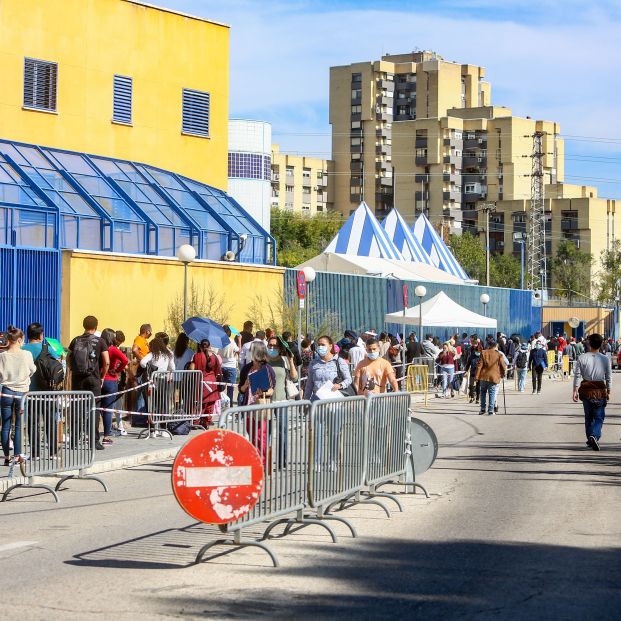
(296, 271, 306, 391)
(402, 284, 408, 389)
(172, 429, 264, 525)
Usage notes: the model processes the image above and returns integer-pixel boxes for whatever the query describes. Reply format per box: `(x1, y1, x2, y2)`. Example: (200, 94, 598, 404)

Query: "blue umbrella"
(181, 317, 230, 349)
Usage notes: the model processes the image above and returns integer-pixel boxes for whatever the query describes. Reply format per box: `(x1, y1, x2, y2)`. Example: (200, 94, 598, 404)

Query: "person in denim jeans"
(515, 343, 529, 392)
(0, 326, 36, 466)
(474, 340, 507, 415)
(100, 328, 128, 442)
(220, 326, 239, 406)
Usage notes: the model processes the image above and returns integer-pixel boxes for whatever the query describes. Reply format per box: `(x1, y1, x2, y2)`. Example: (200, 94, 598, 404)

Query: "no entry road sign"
(172, 429, 264, 524)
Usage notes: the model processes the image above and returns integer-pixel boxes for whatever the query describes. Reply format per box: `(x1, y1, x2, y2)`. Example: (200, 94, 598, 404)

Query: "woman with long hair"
(0, 326, 36, 466)
(173, 332, 194, 370)
(190, 339, 222, 427)
(100, 328, 128, 442)
(220, 325, 239, 406)
(266, 335, 298, 403)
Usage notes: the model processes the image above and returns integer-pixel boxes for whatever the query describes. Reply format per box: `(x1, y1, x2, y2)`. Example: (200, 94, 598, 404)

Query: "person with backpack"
(68, 316, 109, 451)
(515, 343, 529, 392)
(464, 347, 482, 404)
(100, 328, 128, 442)
(0, 326, 36, 466)
(22, 322, 65, 459)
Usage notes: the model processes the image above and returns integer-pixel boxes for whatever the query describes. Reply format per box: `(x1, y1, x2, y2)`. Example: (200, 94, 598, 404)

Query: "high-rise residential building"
(329, 51, 490, 219)
(270, 145, 331, 215)
(228, 119, 272, 230)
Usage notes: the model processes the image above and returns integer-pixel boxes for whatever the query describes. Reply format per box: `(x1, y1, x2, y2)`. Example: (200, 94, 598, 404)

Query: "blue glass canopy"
(0, 139, 275, 264)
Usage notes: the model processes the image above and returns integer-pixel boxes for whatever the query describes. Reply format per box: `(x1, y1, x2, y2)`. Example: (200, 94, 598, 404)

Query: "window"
(228, 153, 270, 180)
(182, 88, 210, 137)
(351, 105, 362, 114)
(112, 75, 133, 124)
(23, 58, 58, 112)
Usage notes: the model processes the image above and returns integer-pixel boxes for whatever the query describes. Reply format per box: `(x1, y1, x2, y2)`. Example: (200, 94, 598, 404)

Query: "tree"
(490, 253, 521, 288)
(552, 240, 593, 303)
(270, 208, 344, 267)
(448, 233, 486, 283)
(596, 239, 621, 304)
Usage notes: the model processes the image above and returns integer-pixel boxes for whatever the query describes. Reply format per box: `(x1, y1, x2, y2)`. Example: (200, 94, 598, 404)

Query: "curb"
(0, 446, 182, 494)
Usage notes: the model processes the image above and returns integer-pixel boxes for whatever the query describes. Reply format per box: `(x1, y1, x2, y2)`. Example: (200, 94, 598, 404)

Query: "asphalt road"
(1, 377, 619, 620)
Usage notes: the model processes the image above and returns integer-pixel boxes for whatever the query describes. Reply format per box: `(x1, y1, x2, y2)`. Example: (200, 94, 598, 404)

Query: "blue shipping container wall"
(285, 269, 534, 340)
(0, 247, 61, 339)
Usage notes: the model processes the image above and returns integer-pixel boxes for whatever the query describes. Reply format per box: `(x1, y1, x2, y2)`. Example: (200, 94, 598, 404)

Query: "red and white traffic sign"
(172, 429, 264, 524)
(296, 270, 306, 299)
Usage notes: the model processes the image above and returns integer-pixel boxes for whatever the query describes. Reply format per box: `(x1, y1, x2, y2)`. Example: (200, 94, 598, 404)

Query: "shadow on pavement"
(153, 538, 621, 620)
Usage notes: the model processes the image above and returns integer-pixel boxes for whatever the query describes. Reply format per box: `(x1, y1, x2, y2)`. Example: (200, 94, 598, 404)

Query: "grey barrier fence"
(195, 400, 335, 567)
(3, 391, 108, 502)
(141, 370, 203, 440)
(363, 392, 412, 512)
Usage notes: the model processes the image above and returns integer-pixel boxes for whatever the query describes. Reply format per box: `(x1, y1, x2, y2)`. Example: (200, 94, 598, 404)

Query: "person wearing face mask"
(354, 339, 399, 396)
(528, 340, 548, 394)
(0, 326, 36, 466)
(266, 336, 298, 403)
(303, 335, 352, 401)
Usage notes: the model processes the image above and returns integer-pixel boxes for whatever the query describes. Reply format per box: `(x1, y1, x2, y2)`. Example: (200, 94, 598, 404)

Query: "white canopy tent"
(296, 253, 465, 284)
(384, 291, 497, 329)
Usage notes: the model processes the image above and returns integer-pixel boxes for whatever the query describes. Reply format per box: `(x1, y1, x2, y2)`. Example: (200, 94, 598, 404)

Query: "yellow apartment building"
(0, 0, 229, 188)
(271, 144, 331, 214)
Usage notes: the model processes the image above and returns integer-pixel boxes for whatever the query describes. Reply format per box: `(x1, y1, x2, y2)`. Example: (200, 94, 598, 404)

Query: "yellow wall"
(61, 251, 284, 345)
(0, 0, 229, 188)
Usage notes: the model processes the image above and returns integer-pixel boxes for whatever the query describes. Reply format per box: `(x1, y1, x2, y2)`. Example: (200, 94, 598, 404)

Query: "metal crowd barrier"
(363, 392, 412, 512)
(141, 370, 202, 439)
(3, 391, 108, 503)
(195, 400, 334, 567)
(406, 364, 430, 405)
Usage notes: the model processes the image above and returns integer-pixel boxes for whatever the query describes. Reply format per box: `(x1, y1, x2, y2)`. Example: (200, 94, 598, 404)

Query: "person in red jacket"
(436, 342, 456, 398)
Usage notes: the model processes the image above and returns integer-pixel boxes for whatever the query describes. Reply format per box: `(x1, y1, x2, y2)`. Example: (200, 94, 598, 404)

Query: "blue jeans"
(101, 379, 118, 436)
(582, 398, 606, 441)
(517, 368, 528, 391)
(440, 365, 455, 395)
(221, 367, 237, 406)
(1, 387, 24, 457)
(479, 380, 498, 414)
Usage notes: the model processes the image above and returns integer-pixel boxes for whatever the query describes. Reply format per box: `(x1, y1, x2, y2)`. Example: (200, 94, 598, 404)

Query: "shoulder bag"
(334, 357, 357, 397)
(282, 356, 300, 399)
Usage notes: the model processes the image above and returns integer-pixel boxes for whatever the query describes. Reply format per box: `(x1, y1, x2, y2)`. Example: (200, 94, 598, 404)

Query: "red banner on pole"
(402, 284, 408, 308)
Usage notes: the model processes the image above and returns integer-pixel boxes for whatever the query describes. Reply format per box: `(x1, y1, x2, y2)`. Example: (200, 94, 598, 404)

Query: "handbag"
(283, 357, 300, 399)
(334, 358, 357, 397)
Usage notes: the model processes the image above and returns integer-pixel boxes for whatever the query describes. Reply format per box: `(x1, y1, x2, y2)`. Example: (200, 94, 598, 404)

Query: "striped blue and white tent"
(381, 208, 432, 264)
(412, 213, 469, 280)
(325, 202, 403, 260)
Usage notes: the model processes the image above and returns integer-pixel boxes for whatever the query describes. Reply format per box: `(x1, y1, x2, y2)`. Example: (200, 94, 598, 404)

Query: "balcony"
(416, 173, 429, 183)
(376, 111, 393, 121)
(376, 127, 391, 138)
(378, 176, 393, 187)
(376, 144, 392, 156)
(443, 155, 462, 166)
(376, 79, 394, 91)
(376, 96, 392, 106)
(302, 177, 311, 187)
(376, 159, 390, 172)
(443, 189, 462, 202)
(464, 190, 484, 202)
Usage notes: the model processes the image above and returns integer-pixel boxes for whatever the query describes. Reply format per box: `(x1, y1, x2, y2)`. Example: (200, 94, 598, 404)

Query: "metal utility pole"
(528, 131, 547, 293)
(477, 202, 496, 287)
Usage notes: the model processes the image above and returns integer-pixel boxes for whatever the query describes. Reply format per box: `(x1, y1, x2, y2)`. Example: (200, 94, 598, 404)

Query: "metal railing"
(194, 400, 334, 566)
(141, 370, 203, 439)
(3, 391, 108, 502)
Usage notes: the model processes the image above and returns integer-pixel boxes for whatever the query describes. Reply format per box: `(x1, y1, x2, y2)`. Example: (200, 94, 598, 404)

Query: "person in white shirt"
(239, 330, 265, 368)
(220, 325, 240, 405)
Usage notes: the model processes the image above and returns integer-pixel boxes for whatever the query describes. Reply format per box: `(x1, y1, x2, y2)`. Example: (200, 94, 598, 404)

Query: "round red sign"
(172, 429, 264, 524)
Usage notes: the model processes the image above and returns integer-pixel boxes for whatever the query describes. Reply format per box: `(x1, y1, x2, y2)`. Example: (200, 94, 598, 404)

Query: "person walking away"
(238, 342, 275, 465)
(173, 333, 194, 370)
(188, 339, 221, 427)
(140, 336, 174, 432)
(515, 343, 529, 392)
(239, 321, 254, 347)
(354, 338, 399, 396)
(474, 339, 507, 415)
(0, 326, 36, 466)
(220, 326, 239, 407)
(573, 333, 611, 451)
(406, 333, 425, 364)
(100, 328, 128, 443)
(111, 330, 129, 434)
(504, 335, 516, 379)
(436, 343, 456, 398)
(529, 341, 548, 394)
(239, 330, 266, 369)
(68, 316, 109, 450)
(347, 334, 366, 371)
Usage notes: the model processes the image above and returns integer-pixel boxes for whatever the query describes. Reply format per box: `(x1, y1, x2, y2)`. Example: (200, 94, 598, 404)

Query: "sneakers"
(95, 442, 105, 451)
(118, 428, 128, 436)
(479, 410, 485, 415)
(589, 435, 600, 451)
(487, 411, 495, 416)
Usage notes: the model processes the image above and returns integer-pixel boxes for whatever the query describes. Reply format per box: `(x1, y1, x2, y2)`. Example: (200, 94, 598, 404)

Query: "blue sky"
(164, 0, 621, 197)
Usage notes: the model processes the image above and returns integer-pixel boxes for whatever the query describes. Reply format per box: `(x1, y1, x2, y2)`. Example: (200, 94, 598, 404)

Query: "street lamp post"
(480, 293, 490, 318)
(414, 285, 427, 347)
(298, 267, 316, 376)
(177, 244, 196, 322)
(513, 232, 527, 289)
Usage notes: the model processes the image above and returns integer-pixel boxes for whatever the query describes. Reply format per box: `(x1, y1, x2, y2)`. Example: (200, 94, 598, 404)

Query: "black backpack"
(70, 334, 99, 375)
(34, 342, 65, 390)
(516, 351, 528, 369)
